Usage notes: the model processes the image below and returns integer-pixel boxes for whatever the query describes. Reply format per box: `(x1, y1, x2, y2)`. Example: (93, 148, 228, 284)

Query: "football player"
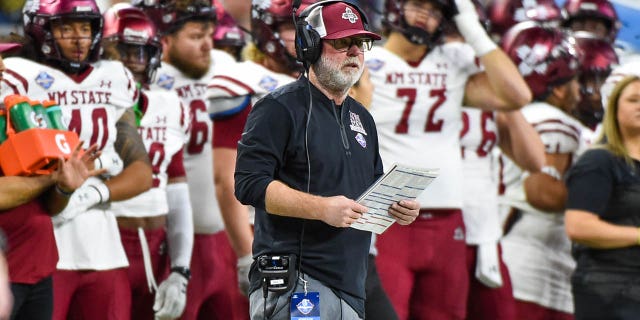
(102, 4, 194, 320)
(1, 0, 154, 318)
(487, 0, 563, 41)
(135, 0, 244, 318)
(212, 9, 246, 61)
(499, 22, 583, 320)
(0, 41, 106, 320)
(206, 0, 309, 301)
(562, 0, 620, 43)
(572, 32, 619, 131)
(446, 7, 546, 318)
(444, 4, 546, 319)
(366, 0, 532, 319)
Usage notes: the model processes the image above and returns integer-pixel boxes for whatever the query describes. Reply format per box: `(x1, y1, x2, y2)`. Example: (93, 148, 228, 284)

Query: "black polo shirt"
(235, 76, 383, 317)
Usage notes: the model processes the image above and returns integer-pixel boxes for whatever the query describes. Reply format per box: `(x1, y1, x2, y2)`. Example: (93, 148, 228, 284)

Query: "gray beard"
(312, 54, 363, 97)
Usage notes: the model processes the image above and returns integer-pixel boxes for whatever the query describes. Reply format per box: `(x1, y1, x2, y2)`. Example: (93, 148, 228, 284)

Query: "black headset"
(294, 0, 371, 69)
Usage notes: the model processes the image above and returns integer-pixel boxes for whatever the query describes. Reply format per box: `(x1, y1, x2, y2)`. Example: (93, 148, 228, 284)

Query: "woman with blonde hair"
(565, 75, 640, 319)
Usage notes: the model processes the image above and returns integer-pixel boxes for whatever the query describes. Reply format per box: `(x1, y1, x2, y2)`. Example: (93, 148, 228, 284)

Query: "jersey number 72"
(395, 88, 446, 134)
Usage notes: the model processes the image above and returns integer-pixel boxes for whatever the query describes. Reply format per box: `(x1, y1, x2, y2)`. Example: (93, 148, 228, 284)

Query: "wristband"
(88, 182, 110, 203)
(637, 227, 640, 246)
(540, 166, 562, 180)
(55, 183, 74, 197)
(171, 266, 191, 281)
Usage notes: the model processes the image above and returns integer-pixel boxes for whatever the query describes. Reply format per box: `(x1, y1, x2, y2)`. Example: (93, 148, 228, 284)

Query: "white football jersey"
(151, 49, 234, 234)
(500, 102, 585, 215)
(366, 43, 482, 208)
(207, 60, 295, 112)
(1, 57, 137, 270)
(499, 101, 584, 313)
(460, 108, 502, 244)
(111, 89, 189, 217)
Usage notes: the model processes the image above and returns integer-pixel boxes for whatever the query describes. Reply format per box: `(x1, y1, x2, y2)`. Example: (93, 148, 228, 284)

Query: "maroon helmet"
(574, 31, 618, 76)
(562, 0, 619, 42)
(22, 0, 103, 72)
(501, 21, 579, 101)
(213, 11, 245, 49)
(488, 0, 562, 40)
(103, 3, 162, 84)
(383, 0, 457, 46)
(133, 0, 216, 36)
(251, 0, 313, 72)
(572, 31, 619, 128)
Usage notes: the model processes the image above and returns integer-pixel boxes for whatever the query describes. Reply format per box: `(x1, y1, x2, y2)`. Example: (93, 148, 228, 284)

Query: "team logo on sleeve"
(365, 59, 384, 71)
(157, 74, 175, 90)
(35, 72, 54, 89)
(259, 76, 278, 92)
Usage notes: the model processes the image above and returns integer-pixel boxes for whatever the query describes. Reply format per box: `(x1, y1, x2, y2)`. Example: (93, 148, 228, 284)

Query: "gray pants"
(249, 273, 362, 320)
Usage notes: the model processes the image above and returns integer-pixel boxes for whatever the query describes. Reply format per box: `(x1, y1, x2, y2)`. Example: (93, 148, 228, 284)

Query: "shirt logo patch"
(157, 74, 175, 90)
(366, 59, 384, 71)
(259, 76, 278, 92)
(349, 111, 367, 136)
(355, 132, 366, 148)
(35, 71, 54, 89)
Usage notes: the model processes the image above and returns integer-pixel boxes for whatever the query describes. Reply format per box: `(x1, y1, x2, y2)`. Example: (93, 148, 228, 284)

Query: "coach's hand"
(388, 200, 420, 225)
(320, 196, 368, 228)
(154, 272, 188, 320)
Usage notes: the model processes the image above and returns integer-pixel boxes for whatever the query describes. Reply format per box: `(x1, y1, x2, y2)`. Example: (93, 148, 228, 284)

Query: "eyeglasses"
(327, 37, 373, 52)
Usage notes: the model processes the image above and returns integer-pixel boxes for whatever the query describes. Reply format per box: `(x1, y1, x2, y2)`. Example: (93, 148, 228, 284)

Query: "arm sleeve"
(566, 149, 614, 216)
(234, 97, 292, 210)
(166, 182, 193, 268)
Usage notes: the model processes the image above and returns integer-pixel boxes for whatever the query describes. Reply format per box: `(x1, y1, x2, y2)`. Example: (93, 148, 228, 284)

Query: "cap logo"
(342, 7, 358, 24)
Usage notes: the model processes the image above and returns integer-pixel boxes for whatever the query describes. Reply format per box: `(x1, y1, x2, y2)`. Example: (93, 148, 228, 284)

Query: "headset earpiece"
(295, 18, 322, 68)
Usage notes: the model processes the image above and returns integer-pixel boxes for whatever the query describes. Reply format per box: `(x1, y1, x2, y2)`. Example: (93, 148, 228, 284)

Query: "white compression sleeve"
(166, 182, 194, 268)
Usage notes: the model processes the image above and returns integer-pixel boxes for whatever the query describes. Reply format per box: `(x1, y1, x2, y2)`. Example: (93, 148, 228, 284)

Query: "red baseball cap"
(305, 2, 381, 40)
(0, 43, 21, 54)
